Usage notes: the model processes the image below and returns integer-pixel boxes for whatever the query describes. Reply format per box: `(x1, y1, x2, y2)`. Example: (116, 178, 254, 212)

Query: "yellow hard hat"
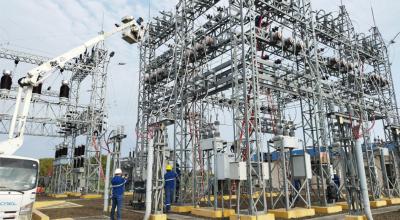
(166, 164, 172, 171)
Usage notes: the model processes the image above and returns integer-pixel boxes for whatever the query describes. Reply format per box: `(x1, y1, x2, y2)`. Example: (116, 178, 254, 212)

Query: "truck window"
(0, 158, 38, 191)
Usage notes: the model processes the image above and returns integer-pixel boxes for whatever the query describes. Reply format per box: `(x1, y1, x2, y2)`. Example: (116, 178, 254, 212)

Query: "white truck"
(0, 16, 145, 219)
(0, 155, 38, 220)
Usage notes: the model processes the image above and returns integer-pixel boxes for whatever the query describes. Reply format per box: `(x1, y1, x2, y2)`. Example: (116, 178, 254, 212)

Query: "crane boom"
(0, 16, 145, 155)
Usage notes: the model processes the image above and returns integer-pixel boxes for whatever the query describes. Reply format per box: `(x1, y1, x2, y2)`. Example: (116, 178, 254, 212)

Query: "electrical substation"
(1, 0, 400, 220)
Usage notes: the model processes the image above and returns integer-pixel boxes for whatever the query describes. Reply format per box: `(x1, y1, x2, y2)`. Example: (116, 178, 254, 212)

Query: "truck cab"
(0, 155, 39, 220)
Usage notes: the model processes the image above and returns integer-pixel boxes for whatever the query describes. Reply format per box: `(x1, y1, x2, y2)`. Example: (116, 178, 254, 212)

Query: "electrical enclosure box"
(274, 136, 300, 149)
(291, 153, 312, 179)
(229, 162, 247, 180)
(200, 137, 224, 151)
(251, 162, 270, 180)
(216, 152, 235, 180)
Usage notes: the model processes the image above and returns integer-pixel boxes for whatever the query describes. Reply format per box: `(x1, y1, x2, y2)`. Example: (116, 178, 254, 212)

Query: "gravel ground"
(38, 195, 144, 220)
(37, 193, 400, 220)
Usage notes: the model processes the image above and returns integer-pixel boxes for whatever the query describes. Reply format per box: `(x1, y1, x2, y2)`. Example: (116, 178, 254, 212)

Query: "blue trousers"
(110, 196, 123, 220)
(165, 187, 173, 212)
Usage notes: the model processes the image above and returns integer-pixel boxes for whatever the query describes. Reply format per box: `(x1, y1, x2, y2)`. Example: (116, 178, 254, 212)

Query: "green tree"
(39, 158, 54, 176)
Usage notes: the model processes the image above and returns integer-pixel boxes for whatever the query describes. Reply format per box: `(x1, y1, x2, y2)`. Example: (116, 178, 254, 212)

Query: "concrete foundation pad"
(80, 194, 102, 199)
(370, 200, 387, 207)
(229, 213, 275, 220)
(220, 195, 236, 200)
(34, 200, 66, 209)
(336, 202, 349, 210)
(269, 208, 315, 219)
(386, 198, 400, 205)
(200, 195, 237, 202)
(229, 195, 238, 200)
(311, 205, 342, 214)
(66, 192, 81, 197)
(48, 194, 68, 198)
(149, 214, 167, 220)
(191, 207, 235, 218)
(266, 192, 279, 198)
(200, 196, 215, 202)
(344, 215, 367, 220)
(222, 209, 236, 217)
(171, 205, 195, 213)
(124, 191, 134, 196)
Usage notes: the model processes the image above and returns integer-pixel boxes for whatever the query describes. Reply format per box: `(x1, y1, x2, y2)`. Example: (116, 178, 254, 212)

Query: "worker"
(333, 173, 340, 187)
(326, 180, 339, 203)
(164, 164, 177, 213)
(110, 168, 127, 220)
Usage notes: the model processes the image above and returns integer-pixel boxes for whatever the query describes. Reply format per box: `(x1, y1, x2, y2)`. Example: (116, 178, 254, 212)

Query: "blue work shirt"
(111, 176, 126, 197)
(333, 174, 340, 187)
(164, 171, 177, 189)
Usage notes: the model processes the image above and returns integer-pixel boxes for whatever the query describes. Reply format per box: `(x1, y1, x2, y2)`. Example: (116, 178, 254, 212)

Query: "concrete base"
(191, 207, 235, 218)
(219, 195, 236, 200)
(311, 205, 342, 214)
(34, 200, 66, 209)
(386, 198, 400, 205)
(200, 195, 237, 202)
(124, 191, 134, 196)
(200, 196, 215, 202)
(80, 194, 102, 199)
(269, 208, 315, 219)
(48, 194, 68, 198)
(149, 214, 167, 220)
(171, 205, 195, 213)
(345, 215, 367, 220)
(66, 192, 81, 197)
(242, 192, 263, 199)
(370, 200, 387, 208)
(229, 213, 275, 220)
(266, 192, 279, 198)
(32, 209, 50, 220)
(337, 202, 349, 210)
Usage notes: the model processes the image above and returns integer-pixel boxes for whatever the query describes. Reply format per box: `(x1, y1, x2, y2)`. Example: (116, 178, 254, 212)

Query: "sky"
(0, 0, 399, 159)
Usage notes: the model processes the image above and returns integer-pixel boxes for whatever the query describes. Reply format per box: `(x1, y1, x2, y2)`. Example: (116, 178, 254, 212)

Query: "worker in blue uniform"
(110, 168, 127, 220)
(164, 164, 177, 213)
(333, 173, 340, 187)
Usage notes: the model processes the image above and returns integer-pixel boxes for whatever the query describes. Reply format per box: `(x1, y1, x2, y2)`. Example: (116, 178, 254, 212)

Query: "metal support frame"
(134, 0, 400, 217)
(0, 45, 110, 195)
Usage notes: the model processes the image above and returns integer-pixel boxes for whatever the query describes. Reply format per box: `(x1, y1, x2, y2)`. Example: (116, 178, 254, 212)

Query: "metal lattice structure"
(0, 44, 110, 194)
(132, 0, 399, 218)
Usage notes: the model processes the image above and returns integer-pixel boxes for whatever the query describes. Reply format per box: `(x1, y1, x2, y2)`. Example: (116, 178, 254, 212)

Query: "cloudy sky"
(0, 0, 399, 159)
